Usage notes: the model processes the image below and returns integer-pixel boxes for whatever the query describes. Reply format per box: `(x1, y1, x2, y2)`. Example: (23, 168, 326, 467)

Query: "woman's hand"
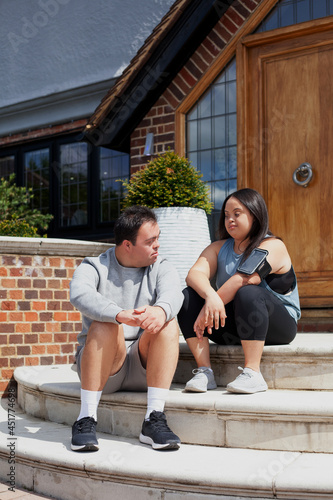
(193, 293, 226, 341)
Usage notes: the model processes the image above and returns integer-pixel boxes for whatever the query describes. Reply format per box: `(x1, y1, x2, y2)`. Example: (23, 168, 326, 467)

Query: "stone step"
(14, 362, 333, 453)
(175, 333, 333, 391)
(1, 404, 333, 500)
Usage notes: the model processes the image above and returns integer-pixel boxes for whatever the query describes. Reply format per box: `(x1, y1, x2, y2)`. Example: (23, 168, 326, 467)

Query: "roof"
(83, 0, 232, 152)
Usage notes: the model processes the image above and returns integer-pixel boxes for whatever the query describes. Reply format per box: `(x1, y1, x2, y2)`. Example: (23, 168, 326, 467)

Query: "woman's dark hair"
(218, 188, 274, 260)
(114, 205, 157, 246)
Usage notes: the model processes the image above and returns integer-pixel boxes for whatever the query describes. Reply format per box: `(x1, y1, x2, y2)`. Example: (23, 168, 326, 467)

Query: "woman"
(178, 188, 300, 394)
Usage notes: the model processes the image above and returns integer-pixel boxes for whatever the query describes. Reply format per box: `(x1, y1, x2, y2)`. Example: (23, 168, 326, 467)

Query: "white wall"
(0, 0, 174, 134)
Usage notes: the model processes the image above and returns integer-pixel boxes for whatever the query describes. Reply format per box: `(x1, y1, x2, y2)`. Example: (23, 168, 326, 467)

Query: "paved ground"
(0, 482, 53, 500)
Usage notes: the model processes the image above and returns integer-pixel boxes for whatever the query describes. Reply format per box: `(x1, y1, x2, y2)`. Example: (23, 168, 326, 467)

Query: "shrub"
(0, 220, 39, 237)
(0, 174, 53, 236)
(121, 151, 213, 214)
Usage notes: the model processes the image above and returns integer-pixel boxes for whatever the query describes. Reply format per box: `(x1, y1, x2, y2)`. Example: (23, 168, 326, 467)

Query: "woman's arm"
(216, 237, 292, 305)
(186, 241, 226, 338)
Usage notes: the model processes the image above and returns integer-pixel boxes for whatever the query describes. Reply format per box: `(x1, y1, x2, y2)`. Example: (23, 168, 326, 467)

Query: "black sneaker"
(71, 417, 99, 452)
(139, 411, 181, 450)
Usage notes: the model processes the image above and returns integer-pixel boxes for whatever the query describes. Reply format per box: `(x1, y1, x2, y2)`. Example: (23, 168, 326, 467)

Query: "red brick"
(55, 269, 67, 278)
(10, 358, 24, 368)
(32, 323, 45, 332)
(25, 357, 39, 366)
(0, 267, 8, 276)
(0, 290, 7, 299)
(15, 323, 31, 333)
(54, 291, 68, 300)
(54, 333, 68, 343)
(17, 346, 31, 355)
(25, 290, 38, 299)
(17, 279, 32, 288)
(9, 290, 23, 300)
(18, 301, 31, 311)
(202, 37, 220, 57)
(1, 279, 16, 288)
(49, 258, 61, 267)
(24, 312, 39, 322)
(0, 312, 7, 322)
(47, 279, 60, 289)
(32, 345, 46, 354)
(2, 256, 16, 266)
(33, 279, 46, 288)
(68, 312, 81, 321)
(1, 369, 14, 380)
(40, 356, 53, 365)
(62, 302, 74, 311)
(46, 323, 60, 333)
(0, 324, 14, 333)
(40, 290, 53, 300)
(61, 323, 74, 332)
(40, 334, 53, 343)
(1, 346, 15, 356)
(9, 334, 23, 344)
(241, 0, 259, 11)
(47, 345, 60, 354)
(61, 344, 74, 354)
(48, 301, 60, 311)
(0, 358, 9, 368)
(32, 301, 46, 311)
(54, 312, 67, 321)
(24, 334, 38, 344)
(19, 257, 32, 266)
(10, 268, 23, 277)
(39, 312, 53, 321)
(65, 259, 75, 268)
(9, 312, 23, 321)
(55, 355, 68, 364)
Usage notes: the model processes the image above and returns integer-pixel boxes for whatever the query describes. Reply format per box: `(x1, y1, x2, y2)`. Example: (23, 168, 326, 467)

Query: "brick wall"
(130, 0, 260, 171)
(0, 237, 112, 396)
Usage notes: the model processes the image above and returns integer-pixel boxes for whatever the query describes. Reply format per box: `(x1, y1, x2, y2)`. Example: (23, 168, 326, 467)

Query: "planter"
(154, 207, 211, 289)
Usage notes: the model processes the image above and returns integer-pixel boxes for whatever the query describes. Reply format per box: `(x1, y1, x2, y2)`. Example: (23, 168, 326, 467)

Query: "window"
(0, 155, 15, 180)
(186, 58, 237, 231)
(100, 148, 129, 223)
(60, 143, 88, 227)
(256, 0, 333, 32)
(24, 149, 50, 213)
(0, 137, 129, 240)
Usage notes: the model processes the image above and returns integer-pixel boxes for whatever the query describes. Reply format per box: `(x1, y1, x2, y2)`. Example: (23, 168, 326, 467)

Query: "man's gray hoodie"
(70, 247, 184, 347)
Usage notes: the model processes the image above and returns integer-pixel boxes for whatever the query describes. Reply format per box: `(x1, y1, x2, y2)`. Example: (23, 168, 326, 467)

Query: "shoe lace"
(236, 366, 252, 380)
(78, 417, 96, 433)
(149, 412, 172, 432)
(192, 368, 209, 375)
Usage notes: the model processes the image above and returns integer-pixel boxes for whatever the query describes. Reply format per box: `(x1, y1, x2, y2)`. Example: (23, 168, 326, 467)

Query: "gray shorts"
(75, 337, 147, 394)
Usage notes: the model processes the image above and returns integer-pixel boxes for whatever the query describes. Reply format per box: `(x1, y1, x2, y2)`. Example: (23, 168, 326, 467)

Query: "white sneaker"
(184, 367, 217, 392)
(226, 367, 268, 394)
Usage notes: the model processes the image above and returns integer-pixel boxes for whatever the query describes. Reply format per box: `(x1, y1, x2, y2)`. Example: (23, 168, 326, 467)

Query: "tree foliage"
(121, 151, 213, 214)
(0, 174, 53, 237)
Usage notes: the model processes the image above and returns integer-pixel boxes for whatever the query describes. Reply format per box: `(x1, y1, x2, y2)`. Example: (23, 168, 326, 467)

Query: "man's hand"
(116, 306, 166, 334)
(134, 305, 167, 334)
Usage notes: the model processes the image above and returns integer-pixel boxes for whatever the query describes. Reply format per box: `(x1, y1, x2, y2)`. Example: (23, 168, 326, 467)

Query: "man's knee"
(87, 321, 122, 344)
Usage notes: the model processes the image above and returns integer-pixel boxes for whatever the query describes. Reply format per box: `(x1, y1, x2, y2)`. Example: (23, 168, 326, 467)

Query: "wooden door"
(237, 18, 333, 308)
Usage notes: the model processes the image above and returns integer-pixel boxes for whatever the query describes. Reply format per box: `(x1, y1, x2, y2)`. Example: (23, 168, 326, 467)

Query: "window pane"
(213, 116, 226, 148)
(281, 2, 295, 27)
(227, 81, 236, 113)
(99, 148, 129, 223)
(0, 156, 15, 180)
(24, 149, 50, 213)
(199, 118, 212, 150)
(199, 150, 212, 182)
(198, 91, 211, 118)
(313, 0, 327, 19)
(212, 84, 226, 116)
(227, 114, 237, 146)
(296, 0, 310, 23)
(187, 121, 198, 151)
(60, 143, 88, 227)
(214, 148, 227, 179)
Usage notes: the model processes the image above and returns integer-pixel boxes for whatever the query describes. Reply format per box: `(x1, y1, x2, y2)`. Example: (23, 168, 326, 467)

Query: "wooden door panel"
(238, 19, 333, 307)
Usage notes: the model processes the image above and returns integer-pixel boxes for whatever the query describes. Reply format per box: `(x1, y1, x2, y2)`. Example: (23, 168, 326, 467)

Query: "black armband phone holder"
(237, 248, 272, 281)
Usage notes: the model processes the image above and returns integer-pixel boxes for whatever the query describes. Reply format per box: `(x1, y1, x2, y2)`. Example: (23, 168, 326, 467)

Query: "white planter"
(154, 207, 211, 289)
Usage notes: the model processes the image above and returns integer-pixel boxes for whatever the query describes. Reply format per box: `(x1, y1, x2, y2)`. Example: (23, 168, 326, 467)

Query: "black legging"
(178, 285, 297, 346)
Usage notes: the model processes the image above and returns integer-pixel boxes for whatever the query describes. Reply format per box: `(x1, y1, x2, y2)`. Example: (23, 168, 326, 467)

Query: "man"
(70, 205, 184, 451)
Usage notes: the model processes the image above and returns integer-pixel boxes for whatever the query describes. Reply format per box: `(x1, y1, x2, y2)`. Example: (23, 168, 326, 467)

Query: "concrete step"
(1, 404, 333, 500)
(14, 362, 333, 453)
(175, 333, 333, 391)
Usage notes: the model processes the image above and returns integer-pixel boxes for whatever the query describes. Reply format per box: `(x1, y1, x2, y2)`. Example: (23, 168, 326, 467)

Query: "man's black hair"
(114, 205, 157, 246)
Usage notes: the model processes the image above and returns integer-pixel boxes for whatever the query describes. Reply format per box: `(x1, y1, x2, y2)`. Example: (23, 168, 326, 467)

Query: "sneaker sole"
(71, 442, 99, 452)
(226, 384, 267, 394)
(139, 433, 180, 450)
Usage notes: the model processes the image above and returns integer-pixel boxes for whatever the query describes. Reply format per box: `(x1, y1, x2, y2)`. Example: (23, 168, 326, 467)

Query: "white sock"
(145, 387, 169, 420)
(78, 389, 102, 421)
(199, 366, 213, 372)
